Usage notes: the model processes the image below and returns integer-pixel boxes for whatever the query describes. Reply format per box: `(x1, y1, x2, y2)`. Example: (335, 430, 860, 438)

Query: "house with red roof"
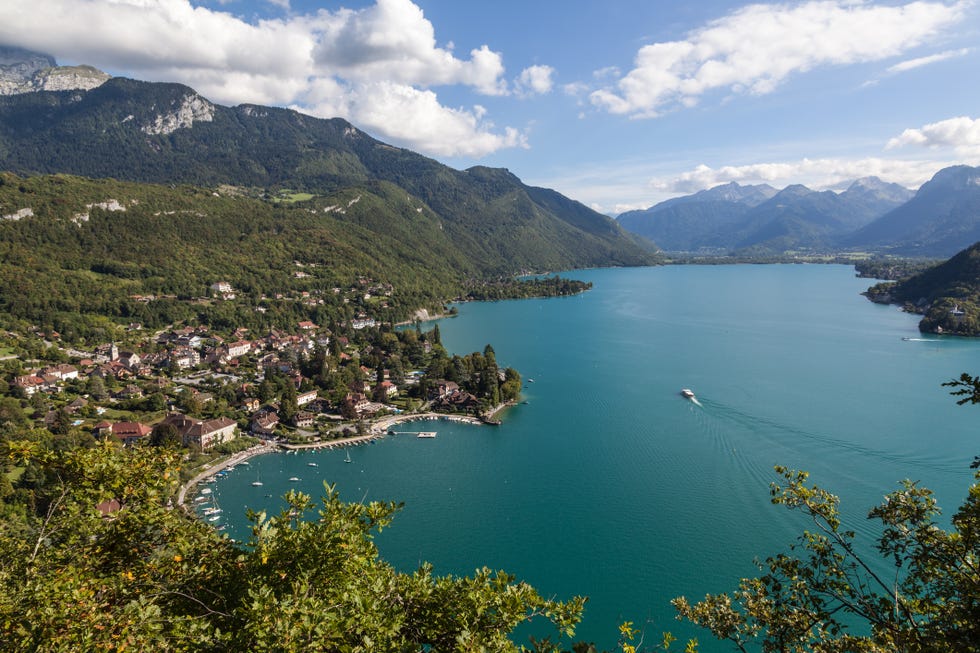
(158, 412, 237, 450)
(109, 421, 153, 447)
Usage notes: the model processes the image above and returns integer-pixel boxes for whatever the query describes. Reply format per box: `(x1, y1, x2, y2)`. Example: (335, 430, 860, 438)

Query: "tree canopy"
(0, 440, 586, 652)
(674, 466, 980, 652)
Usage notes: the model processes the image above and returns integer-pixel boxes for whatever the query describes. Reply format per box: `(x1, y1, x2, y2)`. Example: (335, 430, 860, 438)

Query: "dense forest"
(864, 242, 980, 335)
(853, 257, 941, 280)
(0, 173, 597, 344)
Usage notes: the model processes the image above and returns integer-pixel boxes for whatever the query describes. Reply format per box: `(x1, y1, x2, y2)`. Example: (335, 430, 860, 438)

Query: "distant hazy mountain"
(617, 177, 911, 254)
(0, 46, 109, 95)
(840, 176, 916, 213)
(652, 181, 778, 210)
(725, 185, 851, 252)
(847, 165, 980, 257)
(616, 182, 776, 252)
(0, 74, 654, 274)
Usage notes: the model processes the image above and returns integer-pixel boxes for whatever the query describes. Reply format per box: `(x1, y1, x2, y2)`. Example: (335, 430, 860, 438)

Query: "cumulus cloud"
(514, 65, 555, 96)
(298, 80, 527, 157)
(312, 0, 507, 95)
(590, 0, 968, 118)
(650, 157, 961, 194)
(0, 0, 522, 158)
(886, 116, 980, 155)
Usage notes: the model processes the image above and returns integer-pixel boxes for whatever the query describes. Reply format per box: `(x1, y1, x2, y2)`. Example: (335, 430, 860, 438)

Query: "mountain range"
(0, 50, 655, 279)
(616, 176, 943, 255)
(2, 45, 979, 266)
(843, 166, 980, 257)
(618, 168, 980, 258)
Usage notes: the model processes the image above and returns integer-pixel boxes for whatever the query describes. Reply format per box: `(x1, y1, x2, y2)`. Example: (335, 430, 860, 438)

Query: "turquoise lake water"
(206, 265, 980, 650)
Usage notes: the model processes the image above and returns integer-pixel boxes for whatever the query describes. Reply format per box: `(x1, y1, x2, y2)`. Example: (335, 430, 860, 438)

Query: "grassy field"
(275, 191, 315, 203)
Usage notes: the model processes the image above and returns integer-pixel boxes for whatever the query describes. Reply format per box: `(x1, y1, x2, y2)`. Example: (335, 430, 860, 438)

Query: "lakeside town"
(0, 278, 522, 491)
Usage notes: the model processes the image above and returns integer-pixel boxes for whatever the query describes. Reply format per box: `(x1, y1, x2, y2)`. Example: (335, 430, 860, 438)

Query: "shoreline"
(176, 408, 511, 510)
(176, 441, 279, 510)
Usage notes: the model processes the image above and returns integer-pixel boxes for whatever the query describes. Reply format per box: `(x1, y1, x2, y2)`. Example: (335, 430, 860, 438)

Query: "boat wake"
(696, 398, 963, 475)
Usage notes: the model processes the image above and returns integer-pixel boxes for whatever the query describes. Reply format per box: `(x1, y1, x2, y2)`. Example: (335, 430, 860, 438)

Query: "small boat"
(416, 431, 436, 439)
(251, 480, 263, 487)
(344, 450, 352, 463)
(681, 388, 696, 399)
(208, 515, 220, 522)
(289, 476, 300, 482)
(307, 462, 318, 467)
(194, 495, 208, 503)
(200, 487, 212, 495)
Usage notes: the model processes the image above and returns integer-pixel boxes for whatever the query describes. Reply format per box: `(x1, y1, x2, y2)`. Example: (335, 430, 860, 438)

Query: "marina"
(178, 412, 496, 511)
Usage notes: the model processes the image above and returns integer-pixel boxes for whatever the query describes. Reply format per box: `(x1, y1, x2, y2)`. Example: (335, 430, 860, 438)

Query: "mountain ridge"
(846, 165, 980, 257)
(0, 45, 109, 95)
(616, 172, 979, 256)
(0, 74, 656, 274)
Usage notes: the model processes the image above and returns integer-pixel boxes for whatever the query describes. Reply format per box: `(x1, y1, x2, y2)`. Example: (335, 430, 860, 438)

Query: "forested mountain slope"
(865, 240, 980, 335)
(0, 173, 474, 341)
(847, 165, 980, 257)
(0, 78, 656, 273)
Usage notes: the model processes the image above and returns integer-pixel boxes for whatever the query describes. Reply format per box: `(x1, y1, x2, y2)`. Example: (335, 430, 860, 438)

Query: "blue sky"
(2, 0, 979, 213)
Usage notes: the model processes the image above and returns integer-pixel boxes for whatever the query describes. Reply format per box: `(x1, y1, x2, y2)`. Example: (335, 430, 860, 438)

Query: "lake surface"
(207, 265, 980, 650)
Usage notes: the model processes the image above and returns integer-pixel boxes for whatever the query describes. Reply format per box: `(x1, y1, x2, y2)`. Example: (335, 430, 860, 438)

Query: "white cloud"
(515, 65, 554, 96)
(886, 47, 972, 73)
(886, 116, 980, 155)
(562, 81, 590, 97)
(298, 81, 527, 158)
(590, 0, 968, 118)
(312, 0, 507, 95)
(650, 157, 967, 195)
(592, 66, 621, 80)
(549, 153, 973, 215)
(0, 0, 521, 157)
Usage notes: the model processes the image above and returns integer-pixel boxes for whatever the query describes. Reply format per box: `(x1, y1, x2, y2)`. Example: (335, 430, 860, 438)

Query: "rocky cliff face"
(0, 46, 109, 95)
(140, 93, 215, 135)
(31, 65, 110, 93)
